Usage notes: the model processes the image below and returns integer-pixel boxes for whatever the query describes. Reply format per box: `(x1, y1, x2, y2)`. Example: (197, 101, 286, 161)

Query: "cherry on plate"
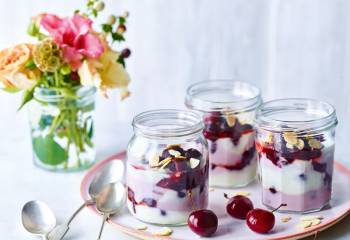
(225, 193, 254, 220)
(246, 204, 286, 234)
(188, 209, 218, 237)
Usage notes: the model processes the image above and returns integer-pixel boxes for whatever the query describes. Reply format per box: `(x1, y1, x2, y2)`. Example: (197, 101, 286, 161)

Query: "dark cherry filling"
(211, 145, 256, 171)
(203, 112, 255, 170)
(256, 135, 329, 175)
(203, 112, 253, 146)
(128, 146, 209, 214)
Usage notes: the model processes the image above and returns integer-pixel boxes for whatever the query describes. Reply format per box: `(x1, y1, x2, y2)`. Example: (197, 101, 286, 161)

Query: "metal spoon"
(96, 182, 126, 240)
(22, 200, 56, 240)
(49, 160, 125, 240)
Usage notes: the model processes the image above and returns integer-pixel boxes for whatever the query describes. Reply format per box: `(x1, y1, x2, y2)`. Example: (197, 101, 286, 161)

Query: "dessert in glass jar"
(127, 110, 209, 225)
(255, 99, 337, 213)
(185, 80, 262, 188)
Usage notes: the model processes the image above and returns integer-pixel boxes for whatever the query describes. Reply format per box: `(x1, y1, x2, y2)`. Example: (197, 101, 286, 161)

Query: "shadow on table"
(303, 214, 350, 239)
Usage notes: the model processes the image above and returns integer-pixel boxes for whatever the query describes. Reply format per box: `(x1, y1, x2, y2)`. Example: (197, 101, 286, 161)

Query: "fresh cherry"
(224, 193, 254, 219)
(188, 209, 218, 237)
(246, 204, 286, 234)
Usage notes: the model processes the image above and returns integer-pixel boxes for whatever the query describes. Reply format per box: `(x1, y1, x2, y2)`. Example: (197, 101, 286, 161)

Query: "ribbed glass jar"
(186, 80, 262, 188)
(126, 109, 209, 226)
(255, 98, 337, 213)
(28, 86, 96, 172)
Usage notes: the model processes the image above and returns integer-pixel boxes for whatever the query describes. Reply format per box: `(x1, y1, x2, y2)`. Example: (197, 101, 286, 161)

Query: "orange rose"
(0, 43, 38, 91)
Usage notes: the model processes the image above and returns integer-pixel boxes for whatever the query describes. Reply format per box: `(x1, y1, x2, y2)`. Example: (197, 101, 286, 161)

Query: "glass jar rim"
(185, 80, 262, 113)
(132, 109, 204, 138)
(255, 98, 337, 133)
(34, 86, 96, 103)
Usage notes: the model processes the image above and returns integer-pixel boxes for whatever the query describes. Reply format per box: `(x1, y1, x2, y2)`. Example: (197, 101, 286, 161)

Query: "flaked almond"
(160, 158, 172, 169)
(233, 191, 250, 197)
(152, 227, 173, 236)
(286, 143, 294, 149)
(136, 224, 148, 230)
(169, 149, 181, 157)
(158, 157, 172, 165)
(310, 219, 321, 226)
(283, 132, 298, 145)
(296, 139, 305, 150)
(308, 139, 322, 149)
(150, 155, 160, 167)
(297, 221, 312, 229)
(281, 216, 292, 223)
(225, 115, 236, 127)
(300, 215, 323, 221)
(265, 133, 273, 144)
(190, 158, 200, 169)
(209, 187, 215, 192)
(166, 144, 181, 149)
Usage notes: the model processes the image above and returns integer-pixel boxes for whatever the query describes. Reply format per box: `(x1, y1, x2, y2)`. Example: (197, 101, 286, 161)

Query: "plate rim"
(80, 152, 350, 240)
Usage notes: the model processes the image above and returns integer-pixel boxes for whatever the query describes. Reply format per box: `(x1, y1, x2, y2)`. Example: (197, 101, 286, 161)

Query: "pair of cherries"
(225, 193, 285, 234)
(187, 194, 284, 237)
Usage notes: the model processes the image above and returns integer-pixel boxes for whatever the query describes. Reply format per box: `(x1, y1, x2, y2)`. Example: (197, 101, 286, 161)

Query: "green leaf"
(102, 24, 112, 33)
(27, 21, 39, 36)
(33, 136, 68, 165)
(92, 9, 98, 17)
(25, 60, 36, 70)
(117, 57, 125, 68)
(119, 17, 126, 24)
(18, 88, 35, 111)
(88, 121, 94, 139)
(112, 32, 125, 42)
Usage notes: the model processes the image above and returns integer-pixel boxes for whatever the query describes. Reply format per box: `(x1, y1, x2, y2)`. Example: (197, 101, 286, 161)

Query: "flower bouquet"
(0, 0, 131, 171)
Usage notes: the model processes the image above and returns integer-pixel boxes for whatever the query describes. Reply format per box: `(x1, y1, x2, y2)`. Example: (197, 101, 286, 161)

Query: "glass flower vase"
(28, 86, 96, 172)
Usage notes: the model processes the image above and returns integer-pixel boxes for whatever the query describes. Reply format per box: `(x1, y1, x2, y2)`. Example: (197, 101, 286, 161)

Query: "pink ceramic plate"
(81, 152, 350, 240)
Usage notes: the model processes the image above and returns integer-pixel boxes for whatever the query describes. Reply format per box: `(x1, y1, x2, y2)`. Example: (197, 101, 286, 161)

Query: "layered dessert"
(203, 112, 257, 187)
(257, 130, 334, 212)
(127, 145, 209, 225)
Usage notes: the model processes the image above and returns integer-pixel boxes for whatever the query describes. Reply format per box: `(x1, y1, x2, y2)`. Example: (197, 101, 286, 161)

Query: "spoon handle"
(97, 213, 109, 240)
(67, 199, 94, 225)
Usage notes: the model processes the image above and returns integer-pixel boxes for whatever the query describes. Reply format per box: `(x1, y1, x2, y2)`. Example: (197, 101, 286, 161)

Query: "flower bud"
(94, 1, 105, 11)
(121, 48, 131, 58)
(117, 24, 126, 34)
(60, 65, 71, 75)
(122, 11, 129, 18)
(107, 15, 116, 25)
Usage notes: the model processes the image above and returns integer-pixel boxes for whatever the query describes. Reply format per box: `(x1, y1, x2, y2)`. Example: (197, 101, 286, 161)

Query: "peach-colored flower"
(0, 43, 38, 91)
(78, 49, 130, 99)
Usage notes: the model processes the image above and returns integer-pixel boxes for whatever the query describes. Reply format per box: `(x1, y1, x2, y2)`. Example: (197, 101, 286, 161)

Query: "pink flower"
(40, 14, 104, 70)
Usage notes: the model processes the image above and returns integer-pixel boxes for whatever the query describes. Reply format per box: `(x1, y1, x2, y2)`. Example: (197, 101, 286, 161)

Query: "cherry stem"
(224, 193, 230, 199)
(272, 203, 287, 213)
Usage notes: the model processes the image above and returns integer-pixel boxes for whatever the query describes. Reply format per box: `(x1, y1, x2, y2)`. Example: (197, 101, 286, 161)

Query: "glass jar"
(126, 110, 209, 226)
(185, 80, 262, 188)
(28, 86, 96, 172)
(255, 98, 337, 213)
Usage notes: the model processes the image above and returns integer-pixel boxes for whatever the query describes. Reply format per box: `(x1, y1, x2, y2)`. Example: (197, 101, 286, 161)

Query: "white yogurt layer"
(209, 133, 255, 166)
(260, 145, 334, 195)
(127, 201, 188, 225)
(126, 163, 208, 224)
(209, 160, 257, 188)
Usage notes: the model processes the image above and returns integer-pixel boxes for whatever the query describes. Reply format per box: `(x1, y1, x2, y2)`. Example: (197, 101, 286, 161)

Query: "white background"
(1, 0, 350, 239)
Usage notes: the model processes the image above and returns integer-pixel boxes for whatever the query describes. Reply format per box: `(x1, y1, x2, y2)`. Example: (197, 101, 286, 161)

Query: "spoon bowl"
(95, 182, 126, 240)
(89, 160, 125, 200)
(96, 182, 126, 214)
(22, 200, 56, 236)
